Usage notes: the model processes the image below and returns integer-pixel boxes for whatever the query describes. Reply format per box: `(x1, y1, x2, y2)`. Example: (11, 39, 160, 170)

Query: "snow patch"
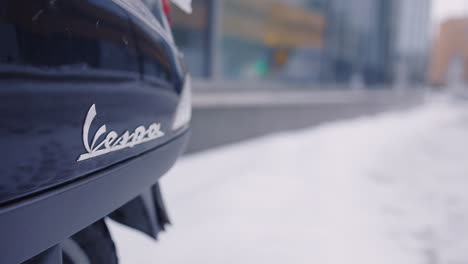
(108, 97, 468, 264)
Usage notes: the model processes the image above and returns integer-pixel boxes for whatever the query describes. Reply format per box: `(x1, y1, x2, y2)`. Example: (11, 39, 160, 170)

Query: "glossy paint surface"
(0, 0, 187, 204)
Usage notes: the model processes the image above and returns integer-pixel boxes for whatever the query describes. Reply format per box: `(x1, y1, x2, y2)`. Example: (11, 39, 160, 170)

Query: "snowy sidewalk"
(108, 97, 468, 264)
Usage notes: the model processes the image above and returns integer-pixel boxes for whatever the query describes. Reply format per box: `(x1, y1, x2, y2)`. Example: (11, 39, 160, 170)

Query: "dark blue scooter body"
(0, 0, 190, 263)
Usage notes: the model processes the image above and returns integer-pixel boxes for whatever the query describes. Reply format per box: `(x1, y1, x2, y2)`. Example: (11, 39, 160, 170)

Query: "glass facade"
(221, 0, 325, 82)
(171, 0, 431, 88)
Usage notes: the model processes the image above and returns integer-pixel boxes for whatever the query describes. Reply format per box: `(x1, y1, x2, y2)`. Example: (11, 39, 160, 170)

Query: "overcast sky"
(432, 0, 468, 27)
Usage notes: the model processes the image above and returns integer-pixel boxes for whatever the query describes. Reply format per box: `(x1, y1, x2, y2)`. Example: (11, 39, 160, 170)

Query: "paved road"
(186, 89, 423, 154)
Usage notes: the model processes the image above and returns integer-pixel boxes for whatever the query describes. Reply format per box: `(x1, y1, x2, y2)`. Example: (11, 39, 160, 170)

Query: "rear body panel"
(0, 0, 190, 262)
(0, 0, 187, 205)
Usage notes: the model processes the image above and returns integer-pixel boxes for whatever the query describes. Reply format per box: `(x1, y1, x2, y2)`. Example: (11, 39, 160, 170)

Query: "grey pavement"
(186, 86, 424, 154)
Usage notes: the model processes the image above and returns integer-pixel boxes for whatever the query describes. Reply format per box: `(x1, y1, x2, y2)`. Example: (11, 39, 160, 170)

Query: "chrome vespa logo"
(77, 104, 164, 161)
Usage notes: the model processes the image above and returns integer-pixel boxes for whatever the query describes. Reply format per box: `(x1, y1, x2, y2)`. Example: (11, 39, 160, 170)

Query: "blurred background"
(164, 0, 468, 153)
(173, 0, 427, 86)
(109, 0, 468, 263)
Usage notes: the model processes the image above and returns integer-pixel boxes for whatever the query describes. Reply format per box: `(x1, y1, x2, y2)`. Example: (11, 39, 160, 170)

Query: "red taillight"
(162, 0, 172, 25)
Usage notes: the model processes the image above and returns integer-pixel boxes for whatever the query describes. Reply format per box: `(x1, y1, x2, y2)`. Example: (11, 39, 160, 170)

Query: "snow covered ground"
(108, 96, 468, 264)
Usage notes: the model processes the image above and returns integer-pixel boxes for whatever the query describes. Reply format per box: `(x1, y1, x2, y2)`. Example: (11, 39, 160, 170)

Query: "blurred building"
(394, 0, 432, 85)
(428, 17, 468, 86)
(323, 0, 396, 86)
(221, 0, 325, 81)
(172, 0, 325, 83)
(171, 0, 431, 88)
